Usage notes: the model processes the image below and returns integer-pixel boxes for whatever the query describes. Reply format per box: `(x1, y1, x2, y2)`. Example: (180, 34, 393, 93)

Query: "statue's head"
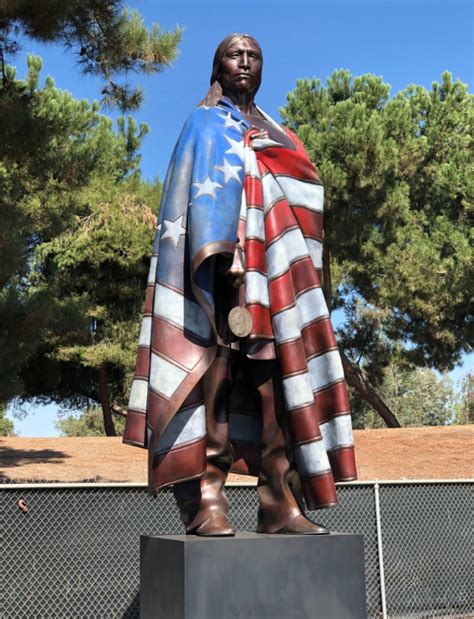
(211, 33, 263, 99)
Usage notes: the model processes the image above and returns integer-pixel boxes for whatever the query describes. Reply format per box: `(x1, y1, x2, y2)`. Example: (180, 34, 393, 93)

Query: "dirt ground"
(1, 425, 472, 484)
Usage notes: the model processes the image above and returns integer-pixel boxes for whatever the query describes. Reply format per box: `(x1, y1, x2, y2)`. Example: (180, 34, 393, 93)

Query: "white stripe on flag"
(282, 372, 315, 410)
(276, 176, 324, 212)
(149, 352, 187, 398)
(295, 440, 331, 477)
(128, 378, 148, 413)
(320, 415, 354, 452)
(138, 316, 152, 347)
(308, 350, 345, 392)
(155, 403, 206, 454)
(266, 228, 310, 280)
(240, 187, 247, 220)
(244, 145, 261, 178)
(246, 207, 264, 241)
(272, 305, 301, 342)
(296, 287, 329, 325)
(154, 284, 211, 339)
(272, 288, 329, 343)
(262, 173, 285, 209)
(306, 238, 323, 270)
(246, 271, 270, 307)
(147, 256, 158, 284)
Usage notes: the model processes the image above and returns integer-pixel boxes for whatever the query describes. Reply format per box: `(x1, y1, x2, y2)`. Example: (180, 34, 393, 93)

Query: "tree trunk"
(98, 363, 117, 436)
(322, 245, 401, 428)
(322, 245, 333, 312)
(339, 349, 401, 428)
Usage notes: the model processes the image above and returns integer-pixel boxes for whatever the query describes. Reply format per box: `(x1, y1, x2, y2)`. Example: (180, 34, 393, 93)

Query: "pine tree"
(0, 0, 182, 110)
(0, 57, 158, 434)
(281, 71, 473, 426)
(0, 404, 15, 436)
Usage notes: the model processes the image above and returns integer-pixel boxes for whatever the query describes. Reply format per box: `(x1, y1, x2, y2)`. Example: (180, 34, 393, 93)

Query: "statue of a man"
(123, 33, 357, 536)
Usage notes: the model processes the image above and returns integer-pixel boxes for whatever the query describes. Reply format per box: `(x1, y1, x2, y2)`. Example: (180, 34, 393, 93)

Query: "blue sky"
(6, 0, 473, 435)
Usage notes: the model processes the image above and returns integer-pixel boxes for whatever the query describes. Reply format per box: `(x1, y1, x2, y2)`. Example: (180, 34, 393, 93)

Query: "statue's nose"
(239, 53, 251, 69)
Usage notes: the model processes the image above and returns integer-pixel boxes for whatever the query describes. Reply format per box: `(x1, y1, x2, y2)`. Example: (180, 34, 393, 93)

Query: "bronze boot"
(173, 346, 236, 536)
(173, 464, 234, 536)
(247, 359, 329, 535)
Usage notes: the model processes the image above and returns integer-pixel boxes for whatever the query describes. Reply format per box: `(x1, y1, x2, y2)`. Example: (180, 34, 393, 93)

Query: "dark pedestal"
(140, 532, 366, 619)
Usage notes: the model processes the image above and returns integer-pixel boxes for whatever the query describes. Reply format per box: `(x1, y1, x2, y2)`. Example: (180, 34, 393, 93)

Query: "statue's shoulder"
(181, 105, 226, 137)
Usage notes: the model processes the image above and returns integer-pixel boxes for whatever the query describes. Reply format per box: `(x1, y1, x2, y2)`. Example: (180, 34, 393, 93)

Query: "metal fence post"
(374, 482, 387, 619)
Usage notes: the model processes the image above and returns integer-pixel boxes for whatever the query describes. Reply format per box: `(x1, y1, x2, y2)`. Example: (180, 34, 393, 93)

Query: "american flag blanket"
(123, 97, 357, 509)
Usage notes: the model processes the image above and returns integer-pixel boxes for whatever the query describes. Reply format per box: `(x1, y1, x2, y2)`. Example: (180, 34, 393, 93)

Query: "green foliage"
(0, 57, 159, 428)
(281, 71, 473, 376)
(0, 0, 182, 111)
(56, 406, 125, 437)
(452, 373, 474, 425)
(350, 363, 460, 429)
(0, 405, 15, 436)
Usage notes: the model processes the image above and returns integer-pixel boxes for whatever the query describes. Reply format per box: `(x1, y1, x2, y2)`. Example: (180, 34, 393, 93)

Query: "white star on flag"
(161, 215, 186, 248)
(218, 112, 245, 132)
(193, 175, 222, 198)
(225, 136, 244, 160)
(215, 158, 242, 184)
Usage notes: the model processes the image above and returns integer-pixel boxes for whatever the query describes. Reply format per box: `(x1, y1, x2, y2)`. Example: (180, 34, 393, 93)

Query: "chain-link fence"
(1, 481, 472, 618)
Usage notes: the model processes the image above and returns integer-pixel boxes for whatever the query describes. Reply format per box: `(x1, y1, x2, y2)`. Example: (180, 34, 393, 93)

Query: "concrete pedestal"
(140, 532, 366, 619)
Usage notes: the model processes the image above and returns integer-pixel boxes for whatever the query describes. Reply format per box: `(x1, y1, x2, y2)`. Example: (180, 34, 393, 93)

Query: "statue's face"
(218, 38, 262, 98)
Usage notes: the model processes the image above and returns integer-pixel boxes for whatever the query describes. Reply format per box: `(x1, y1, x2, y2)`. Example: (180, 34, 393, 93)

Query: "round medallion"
(228, 306, 253, 338)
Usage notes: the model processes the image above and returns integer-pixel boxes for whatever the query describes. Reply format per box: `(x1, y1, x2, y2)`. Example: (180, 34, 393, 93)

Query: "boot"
(173, 464, 234, 536)
(245, 359, 329, 535)
(173, 347, 236, 536)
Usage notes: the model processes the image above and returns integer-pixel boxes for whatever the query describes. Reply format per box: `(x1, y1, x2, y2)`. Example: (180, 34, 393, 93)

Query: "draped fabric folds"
(123, 97, 357, 509)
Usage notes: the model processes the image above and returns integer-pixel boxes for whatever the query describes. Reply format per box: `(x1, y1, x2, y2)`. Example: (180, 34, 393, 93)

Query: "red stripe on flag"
(268, 259, 320, 313)
(278, 339, 308, 376)
(288, 404, 322, 444)
(245, 238, 267, 272)
(151, 317, 206, 371)
(301, 318, 338, 359)
(265, 199, 298, 244)
(244, 175, 263, 206)
(248, 303, 273, 338)
(144, 284, 154, 314)
(256, 147, 321, 182)
(134, 346, 150, 378)
(152, 437, 207, 490)
(147, 387, 169, 431)
(292, 206, 323, 240)
(314, 381, 350, 422)
(302, 470, 338, 509)
(328, 445, 357, 482)
(123, 410, 146, 446)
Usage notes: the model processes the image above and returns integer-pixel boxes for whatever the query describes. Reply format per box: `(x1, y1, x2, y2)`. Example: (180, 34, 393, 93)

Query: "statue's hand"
(250, 129, 269, 141)
(225, 244, 245, 288)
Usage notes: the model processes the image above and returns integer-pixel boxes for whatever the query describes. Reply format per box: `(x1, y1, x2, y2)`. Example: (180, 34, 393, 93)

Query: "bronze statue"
(123, 34, 357, 536)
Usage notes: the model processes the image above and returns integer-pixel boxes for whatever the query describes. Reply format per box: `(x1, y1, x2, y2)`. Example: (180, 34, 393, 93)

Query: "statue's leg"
(173, 346, 236, 536)
(245, 358, 329, 535)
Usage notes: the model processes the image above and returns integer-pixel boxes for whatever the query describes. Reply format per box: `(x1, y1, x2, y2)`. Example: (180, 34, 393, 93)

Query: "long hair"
(198, 33, 262, 107)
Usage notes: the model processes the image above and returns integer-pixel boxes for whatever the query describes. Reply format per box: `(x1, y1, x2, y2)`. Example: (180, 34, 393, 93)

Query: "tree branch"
(98, 362, 117, 436)
(111, 402, 127, 417)
(340, 349, 401, 427)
